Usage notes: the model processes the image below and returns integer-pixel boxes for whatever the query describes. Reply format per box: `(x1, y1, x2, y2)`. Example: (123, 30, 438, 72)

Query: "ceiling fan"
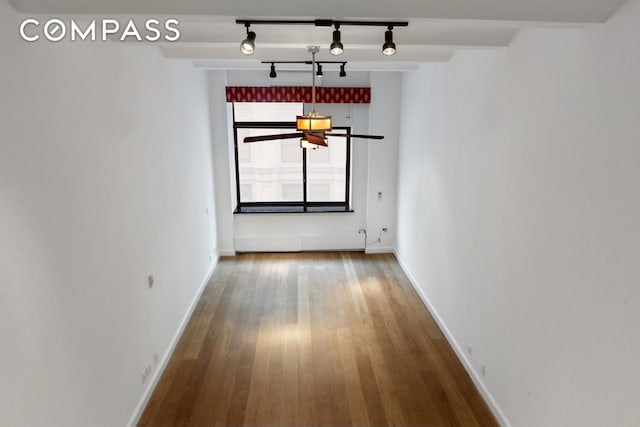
(243, 46, 384, 148)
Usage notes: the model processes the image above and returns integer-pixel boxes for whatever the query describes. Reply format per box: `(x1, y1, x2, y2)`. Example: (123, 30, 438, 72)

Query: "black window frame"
(233, 121, 353, 214)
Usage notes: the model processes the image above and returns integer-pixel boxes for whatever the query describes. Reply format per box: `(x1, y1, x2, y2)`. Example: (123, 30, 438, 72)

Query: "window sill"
(234, 204, 354, 214)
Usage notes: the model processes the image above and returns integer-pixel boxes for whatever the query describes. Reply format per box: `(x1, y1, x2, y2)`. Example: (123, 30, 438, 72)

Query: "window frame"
(233, 120, 352, 214)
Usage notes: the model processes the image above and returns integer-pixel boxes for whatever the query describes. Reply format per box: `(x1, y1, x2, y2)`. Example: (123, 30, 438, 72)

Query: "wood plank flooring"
(138, 252, 498, 427)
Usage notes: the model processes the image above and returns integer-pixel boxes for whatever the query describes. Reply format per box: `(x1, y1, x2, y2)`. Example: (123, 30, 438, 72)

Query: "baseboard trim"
(393, 249, 512, 427)
(218, 249, 236, 256)
(126, 252, 220, 427)
(364, 246, 395, 254)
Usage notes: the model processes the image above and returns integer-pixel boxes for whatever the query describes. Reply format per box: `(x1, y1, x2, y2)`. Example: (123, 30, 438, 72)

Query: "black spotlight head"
(316, 63, 323, 76)
(330, 28, 344, 56)
(269, 63, 277, 78)
(339, 63, 347, 77)
(382, 27, 396, 56)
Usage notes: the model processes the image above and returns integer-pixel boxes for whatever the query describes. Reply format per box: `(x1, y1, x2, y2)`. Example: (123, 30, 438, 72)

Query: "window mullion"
(345, 128, 351, 206)
(302, 145, 308, 210)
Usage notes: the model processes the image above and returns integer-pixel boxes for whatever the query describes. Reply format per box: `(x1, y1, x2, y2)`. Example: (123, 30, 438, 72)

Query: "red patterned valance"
(226, 86, 370, 104)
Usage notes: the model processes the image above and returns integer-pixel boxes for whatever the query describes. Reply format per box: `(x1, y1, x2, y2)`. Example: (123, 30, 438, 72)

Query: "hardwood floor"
(138, 252, 498, 427)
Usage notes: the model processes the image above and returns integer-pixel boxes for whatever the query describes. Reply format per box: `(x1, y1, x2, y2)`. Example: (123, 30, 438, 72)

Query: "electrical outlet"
(147, 274, 154, 289)
(377, 191, 382, 201)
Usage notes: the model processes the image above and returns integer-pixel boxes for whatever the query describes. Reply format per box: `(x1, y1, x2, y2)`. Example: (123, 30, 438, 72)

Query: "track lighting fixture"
(237, 19, 407, 56)
(382, 26, 396, 56)
(239, 23, 256, 55)
(262, 60, 348, 79)
(330, 25, 344, 56)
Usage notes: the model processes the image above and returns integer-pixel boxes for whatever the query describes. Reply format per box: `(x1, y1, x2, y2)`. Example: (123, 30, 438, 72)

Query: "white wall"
(208, 71, 235, 255)
(219, 70, 400, 252)
(366, 72, 401, 253)
(0, 1, 218, 425)
(395, 1, 640, 426)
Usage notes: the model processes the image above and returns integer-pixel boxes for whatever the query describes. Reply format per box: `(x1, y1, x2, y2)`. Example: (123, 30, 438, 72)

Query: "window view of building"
(306, 137, 347, 202)
(233, 102, 351, 212)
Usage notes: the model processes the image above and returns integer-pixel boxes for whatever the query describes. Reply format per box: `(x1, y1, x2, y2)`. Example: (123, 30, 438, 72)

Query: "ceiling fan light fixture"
(330, 27, 344, 56)
(297, 47, 332, 134)
(240, 24, 256, 55)
(300, 138, 323, 149)
(382, 26, 396, 56)
(296, 113, 332, 132)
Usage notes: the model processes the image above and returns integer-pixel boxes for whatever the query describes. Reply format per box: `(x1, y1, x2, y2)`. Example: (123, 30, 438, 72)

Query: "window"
(306, 136, 347, 202)
(233, 103, 352, 213)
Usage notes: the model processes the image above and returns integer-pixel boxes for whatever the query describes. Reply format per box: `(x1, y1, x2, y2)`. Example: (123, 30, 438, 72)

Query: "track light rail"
(260, 61, 347, 65)
(235, 19, 408, 28)
(238, 19, 407, 57)
(262, 60, 348, 78)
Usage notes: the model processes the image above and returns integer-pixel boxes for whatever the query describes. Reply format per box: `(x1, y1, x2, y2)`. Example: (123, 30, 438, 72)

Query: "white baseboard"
(393, 250, 512, 427)
(364, 246, 395, 254)
(126, 253, 220, 427)
(218, 249, 236, 256)
(234, 234, 364, 253)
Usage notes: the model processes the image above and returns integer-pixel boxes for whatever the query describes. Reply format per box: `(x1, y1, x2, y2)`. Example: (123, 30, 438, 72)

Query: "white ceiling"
(10, 0, 627, 71)
(9, 0, 626, 21)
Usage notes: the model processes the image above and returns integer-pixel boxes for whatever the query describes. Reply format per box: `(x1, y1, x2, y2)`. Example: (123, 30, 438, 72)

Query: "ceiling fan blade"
(350, 134, 385, 140)
(324, 133, 385, 140)
(243, 132, 303, 143)
(304, 132, 328, 147)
